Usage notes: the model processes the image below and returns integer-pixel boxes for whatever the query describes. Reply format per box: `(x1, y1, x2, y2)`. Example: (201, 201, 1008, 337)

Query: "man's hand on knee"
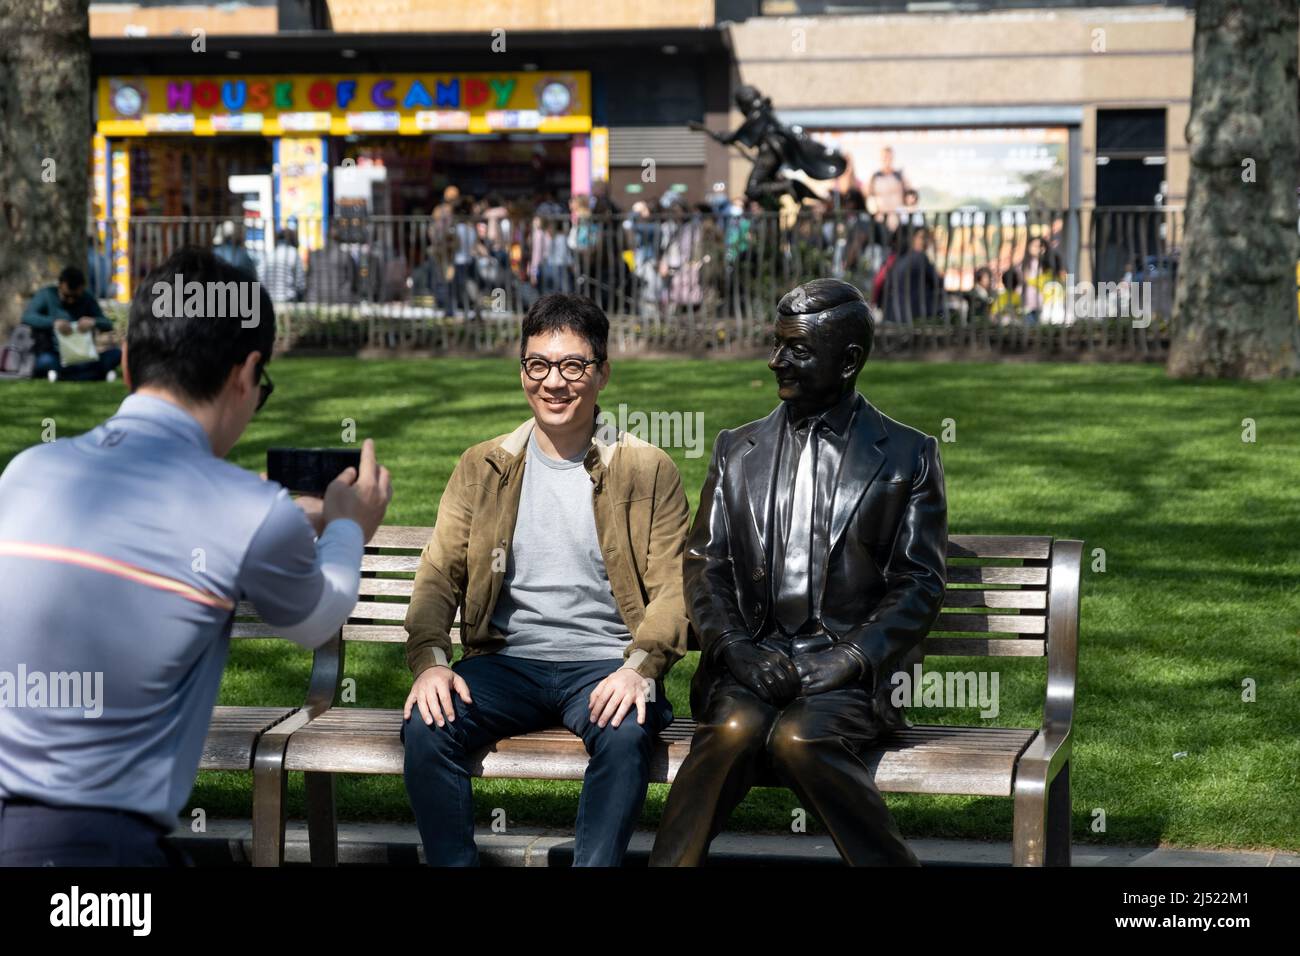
(589, 667, 652, 728)
(722, 641, 800, 705)
(404, 665, 472, 728)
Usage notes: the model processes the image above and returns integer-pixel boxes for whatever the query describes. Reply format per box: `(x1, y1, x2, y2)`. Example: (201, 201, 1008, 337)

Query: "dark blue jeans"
(0, 798, 187, 866)
(35, 347, 121, 381)
(402, 654, 673, 866)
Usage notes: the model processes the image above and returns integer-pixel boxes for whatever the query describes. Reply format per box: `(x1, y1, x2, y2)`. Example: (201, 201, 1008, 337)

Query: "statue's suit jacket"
(686, 392, 947, 729)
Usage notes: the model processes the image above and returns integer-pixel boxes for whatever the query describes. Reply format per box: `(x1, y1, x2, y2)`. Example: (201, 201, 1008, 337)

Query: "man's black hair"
(127, 245, 275, 403)
(776, 277, 873, 365)
(59, 266, 85, 289)
(519, 293, 609, 364)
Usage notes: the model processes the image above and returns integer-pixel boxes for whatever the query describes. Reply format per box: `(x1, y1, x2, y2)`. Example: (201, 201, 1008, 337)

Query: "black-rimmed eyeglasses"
(521, 357, 600, 382)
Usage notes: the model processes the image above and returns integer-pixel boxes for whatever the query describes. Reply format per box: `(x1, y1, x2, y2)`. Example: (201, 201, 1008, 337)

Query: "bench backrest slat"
(946, 565, 1047, 585)
(358, 578, 416, 597)
(361, 554, 421, 573)
(947, 536, 1052, 560)
(232, 531, 1061, 660)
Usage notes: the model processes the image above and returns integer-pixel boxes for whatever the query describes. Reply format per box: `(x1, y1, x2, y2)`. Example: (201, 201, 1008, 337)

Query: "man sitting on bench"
(402, 292, 690, 866)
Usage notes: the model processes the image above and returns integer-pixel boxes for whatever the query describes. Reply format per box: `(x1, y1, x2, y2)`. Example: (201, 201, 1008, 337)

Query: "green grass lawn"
(2, 357, 1297, 850)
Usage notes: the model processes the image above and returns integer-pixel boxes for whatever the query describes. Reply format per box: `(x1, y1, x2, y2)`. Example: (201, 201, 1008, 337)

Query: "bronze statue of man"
(648, 278, 947, 867)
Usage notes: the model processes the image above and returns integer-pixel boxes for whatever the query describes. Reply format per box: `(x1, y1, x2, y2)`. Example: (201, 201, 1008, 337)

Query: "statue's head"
(734, 85, 763, 113)
(769, 278, 872, 412)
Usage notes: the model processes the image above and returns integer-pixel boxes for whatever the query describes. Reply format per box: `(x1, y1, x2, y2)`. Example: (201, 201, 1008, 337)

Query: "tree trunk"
(1168, 0, 1300, 379)
(0, 0, 91, 332)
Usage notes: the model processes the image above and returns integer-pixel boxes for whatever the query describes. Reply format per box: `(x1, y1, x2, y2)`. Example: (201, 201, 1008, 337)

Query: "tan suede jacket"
(404, 411, 691, 681)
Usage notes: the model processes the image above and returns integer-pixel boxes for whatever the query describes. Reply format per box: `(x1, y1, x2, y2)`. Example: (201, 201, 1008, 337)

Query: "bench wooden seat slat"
(280, 709, 1036, 796)
(287, 713, 1032, 746)
(200, 705, 297, 770)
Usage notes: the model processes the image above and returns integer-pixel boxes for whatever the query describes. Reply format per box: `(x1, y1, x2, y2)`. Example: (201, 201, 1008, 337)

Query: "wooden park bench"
(204, 526, 1080, 867)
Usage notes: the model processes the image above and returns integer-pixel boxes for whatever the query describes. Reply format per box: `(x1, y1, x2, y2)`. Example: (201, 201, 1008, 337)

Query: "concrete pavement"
(170, 819, 1300, 867)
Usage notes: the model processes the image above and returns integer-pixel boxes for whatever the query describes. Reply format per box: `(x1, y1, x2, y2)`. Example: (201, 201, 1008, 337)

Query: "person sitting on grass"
(21, 266, 120, 381)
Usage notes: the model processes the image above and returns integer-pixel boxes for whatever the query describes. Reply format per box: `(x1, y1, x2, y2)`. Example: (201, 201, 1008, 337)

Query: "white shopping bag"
(55, 328, 99, 366)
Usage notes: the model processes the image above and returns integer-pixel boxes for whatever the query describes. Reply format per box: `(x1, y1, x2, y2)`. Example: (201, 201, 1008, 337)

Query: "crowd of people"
(187, 185, 764, 321)
(189, 183, 1076, 331)
(19, 179, 1096, 382)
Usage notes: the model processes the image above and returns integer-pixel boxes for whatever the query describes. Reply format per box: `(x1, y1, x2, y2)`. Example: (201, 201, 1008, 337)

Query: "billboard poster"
(811, 127, 1069, 213)
(275, 137, 327, 254)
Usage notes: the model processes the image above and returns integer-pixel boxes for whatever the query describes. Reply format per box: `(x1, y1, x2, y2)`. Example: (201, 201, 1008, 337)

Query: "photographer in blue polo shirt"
(0, 246, 392, 866)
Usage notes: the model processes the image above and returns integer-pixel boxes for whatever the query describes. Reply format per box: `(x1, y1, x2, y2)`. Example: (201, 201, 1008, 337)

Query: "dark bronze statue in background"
(648, 278, 948, 867)
(690, 85, 847, 206)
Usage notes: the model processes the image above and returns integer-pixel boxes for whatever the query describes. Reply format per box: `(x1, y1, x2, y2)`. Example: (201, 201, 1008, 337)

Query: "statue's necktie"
(776, 419, 821, 635)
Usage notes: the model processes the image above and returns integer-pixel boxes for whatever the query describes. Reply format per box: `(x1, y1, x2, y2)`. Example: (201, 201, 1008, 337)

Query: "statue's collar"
(784, 390, 860, 436)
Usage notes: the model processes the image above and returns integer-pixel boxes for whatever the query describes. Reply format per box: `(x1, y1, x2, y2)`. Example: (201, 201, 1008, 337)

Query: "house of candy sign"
(97, 72, 591, 137)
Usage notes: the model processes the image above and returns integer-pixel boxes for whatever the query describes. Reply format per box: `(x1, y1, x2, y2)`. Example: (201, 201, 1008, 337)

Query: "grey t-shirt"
(491, 428, 632, 661)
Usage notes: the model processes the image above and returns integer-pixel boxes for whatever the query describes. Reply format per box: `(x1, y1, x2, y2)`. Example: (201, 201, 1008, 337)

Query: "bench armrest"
(303, 630, 345, 720)
(1019, 727, 1072, 781)
(1041, 538, 1082, 748)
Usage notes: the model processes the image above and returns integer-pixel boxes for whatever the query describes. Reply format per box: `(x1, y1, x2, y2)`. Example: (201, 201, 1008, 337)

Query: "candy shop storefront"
(93, 70, 595, 299)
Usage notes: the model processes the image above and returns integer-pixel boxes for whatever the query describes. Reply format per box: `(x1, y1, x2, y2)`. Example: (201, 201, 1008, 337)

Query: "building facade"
(87, 0, 1297, 297)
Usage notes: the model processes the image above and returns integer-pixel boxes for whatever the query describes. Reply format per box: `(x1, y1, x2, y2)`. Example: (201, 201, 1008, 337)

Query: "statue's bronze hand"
(722, 641, 800, 705)
(794, 646, 865, 696)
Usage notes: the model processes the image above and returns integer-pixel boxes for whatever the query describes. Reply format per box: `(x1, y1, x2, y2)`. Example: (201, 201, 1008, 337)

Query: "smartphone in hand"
(266, 447, 362, 496)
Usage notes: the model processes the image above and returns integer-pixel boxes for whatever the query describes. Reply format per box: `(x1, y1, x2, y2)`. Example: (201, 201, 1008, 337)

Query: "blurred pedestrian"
(213, 221, 256, 278)
(262, 228, 306, 303)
